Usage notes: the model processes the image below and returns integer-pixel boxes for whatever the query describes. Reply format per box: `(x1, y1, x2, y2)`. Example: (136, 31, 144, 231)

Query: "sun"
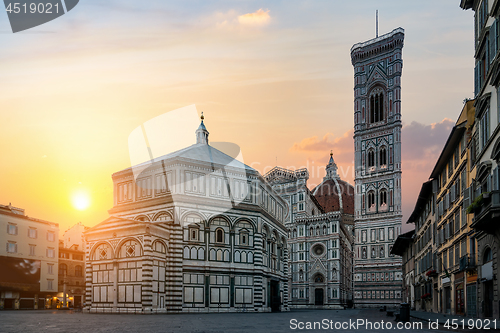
(71, 190, 91, 211)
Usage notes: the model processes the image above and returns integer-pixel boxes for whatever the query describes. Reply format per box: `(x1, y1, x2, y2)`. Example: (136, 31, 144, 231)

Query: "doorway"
(315, 288, 324, 305)
(484, 281, 493, 317)
(444, 287, 451, 314)
(270, 280, 280, 312)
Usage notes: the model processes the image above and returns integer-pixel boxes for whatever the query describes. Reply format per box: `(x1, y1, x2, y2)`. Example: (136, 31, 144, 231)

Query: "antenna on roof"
(376, 10, 379, 38)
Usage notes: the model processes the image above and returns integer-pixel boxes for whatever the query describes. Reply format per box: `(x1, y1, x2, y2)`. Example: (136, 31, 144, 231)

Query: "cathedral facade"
(84, 116, 289, 313)
(265, 154, 355, 309)
(350, 28, 405, 308)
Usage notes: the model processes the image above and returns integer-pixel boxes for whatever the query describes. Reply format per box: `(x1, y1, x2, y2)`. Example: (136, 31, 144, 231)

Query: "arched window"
(367, 150, 375, 168)
(368, 191, 376, 211)
(75, 265, 82, 277)
(153, 241, 166, 254)
(59, 263, 67, 276)
(380, 189, 387, 209)
(380, 147, 387, 167)
(118, 240, 142, 258)
(92, 243, 112, 260)
(216, 228, 224, 243)
(369, 91, 385, 123)
(484, 248, 492, 263)
(314, 274, 325, 283)
(370, 95, 375, 124)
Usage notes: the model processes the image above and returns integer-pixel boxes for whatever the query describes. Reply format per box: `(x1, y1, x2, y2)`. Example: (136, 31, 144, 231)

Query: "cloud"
(402, 118, 455, 170)
(214, 9, 271, 30)
(290, 130, 352, 153)
(238, 9, 271, 26)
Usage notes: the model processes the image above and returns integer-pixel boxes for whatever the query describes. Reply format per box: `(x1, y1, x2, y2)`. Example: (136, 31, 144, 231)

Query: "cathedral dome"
(312, 152, 354, 214)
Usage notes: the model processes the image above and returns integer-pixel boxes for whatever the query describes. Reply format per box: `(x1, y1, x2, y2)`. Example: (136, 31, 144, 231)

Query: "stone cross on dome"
(196, 112, 209, 144)
(324, 150, 339, 180)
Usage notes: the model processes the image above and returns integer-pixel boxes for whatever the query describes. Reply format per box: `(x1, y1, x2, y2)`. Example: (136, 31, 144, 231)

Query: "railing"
(472, 190, 500, 233)
(459, 254, 477, 272)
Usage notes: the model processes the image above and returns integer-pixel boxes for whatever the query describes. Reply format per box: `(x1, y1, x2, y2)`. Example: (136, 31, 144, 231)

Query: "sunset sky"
(0, 1, 474, 234)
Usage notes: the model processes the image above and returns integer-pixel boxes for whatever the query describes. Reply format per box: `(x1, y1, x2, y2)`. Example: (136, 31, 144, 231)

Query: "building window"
(7, 224, 18, 235)
(298, 193, 304, 201)
(380, 147, 387, 167)
(59, 263, 67, 276)
(75, 265, 83, 277)
(379, 189, 387, 209)
(484, 247, 493, 263)
(47, 280, 53, 290)
(47, 231, 55, 242)
(46, 248, 55, 258)
(48, 263, 54, 275)
(28, 228, 37, 239)
(368, 191, 376, 211)
(480, 108, 490, 150)
(189, 227, 199, 241)
(29, 244, 36, 256)
(367, 150, 375, 168)
(298, 203, 304, 211)
(215, 228, 224, 243)
(240, 232, 249, 246)
(379, 229, 385, 241)
(370, 93, 384, 123)
(6, 242, 17, 253)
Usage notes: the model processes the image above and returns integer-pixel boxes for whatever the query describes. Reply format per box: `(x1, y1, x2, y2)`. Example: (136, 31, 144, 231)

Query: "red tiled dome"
(312, 178, 355, 214)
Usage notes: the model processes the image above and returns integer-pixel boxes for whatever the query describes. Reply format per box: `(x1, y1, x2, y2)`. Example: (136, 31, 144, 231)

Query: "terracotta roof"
(312, 178, 355, 214)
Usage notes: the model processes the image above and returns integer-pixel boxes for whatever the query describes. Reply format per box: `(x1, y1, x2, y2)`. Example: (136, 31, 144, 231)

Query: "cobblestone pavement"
(0, 309, 455, 333)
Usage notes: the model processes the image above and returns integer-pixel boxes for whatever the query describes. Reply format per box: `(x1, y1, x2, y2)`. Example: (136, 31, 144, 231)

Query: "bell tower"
(350, 27, 404, 308)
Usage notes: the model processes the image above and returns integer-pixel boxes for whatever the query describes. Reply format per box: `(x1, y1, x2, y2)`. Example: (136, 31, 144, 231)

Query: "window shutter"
(475, 63, 479, 96)
(464, 186, 470, 211)
(433, 179, 438, 193)
(491, 21, 497, 64)
(497, 17, 500, 55)
(494, 167, 499, 191)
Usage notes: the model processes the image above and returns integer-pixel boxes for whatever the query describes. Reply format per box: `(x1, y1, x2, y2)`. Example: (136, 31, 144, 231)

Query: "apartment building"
(460, 0, 500, 318)
(391, 230, 415, 308)
(0, 203, 59, 309)
(406, 180, 436, 312)
(431, 100, 476, 316)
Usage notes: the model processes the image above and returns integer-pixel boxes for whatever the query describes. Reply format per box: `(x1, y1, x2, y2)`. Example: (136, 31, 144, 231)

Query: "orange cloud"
(238, 9, 271, 26)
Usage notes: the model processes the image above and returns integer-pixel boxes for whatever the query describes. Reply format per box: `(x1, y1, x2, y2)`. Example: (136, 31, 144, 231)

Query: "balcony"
(471, 190, 500, 234)
(459, 255, 477, 272)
